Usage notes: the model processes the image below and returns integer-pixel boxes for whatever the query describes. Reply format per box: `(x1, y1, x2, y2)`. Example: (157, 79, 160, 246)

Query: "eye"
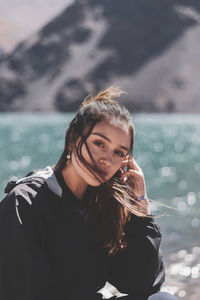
(93, 140, 104, 148)
(115, 150, 126, 158)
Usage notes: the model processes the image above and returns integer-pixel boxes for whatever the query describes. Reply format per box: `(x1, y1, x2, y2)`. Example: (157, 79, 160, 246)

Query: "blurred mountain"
(1, 0, 200, 112)
(0, 47, 4, 58)
(0, 0, 74, 52)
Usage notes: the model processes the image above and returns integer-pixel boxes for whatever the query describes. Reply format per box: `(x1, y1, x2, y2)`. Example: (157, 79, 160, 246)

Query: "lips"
(97, 165, 109, 176)
(92, 164, 110, 181)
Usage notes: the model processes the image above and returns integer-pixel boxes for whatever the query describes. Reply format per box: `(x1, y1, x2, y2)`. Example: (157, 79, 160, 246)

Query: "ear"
(65, 128, 75, 152)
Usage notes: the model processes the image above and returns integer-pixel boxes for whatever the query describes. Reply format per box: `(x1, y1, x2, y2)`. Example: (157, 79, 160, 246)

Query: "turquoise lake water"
(0, 113, 200, 258)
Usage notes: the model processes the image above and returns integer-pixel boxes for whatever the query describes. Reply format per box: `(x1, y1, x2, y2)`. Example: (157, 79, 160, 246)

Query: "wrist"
(136, 194, 148, 202)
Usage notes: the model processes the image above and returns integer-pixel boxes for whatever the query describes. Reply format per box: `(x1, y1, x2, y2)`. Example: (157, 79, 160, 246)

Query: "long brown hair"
(55, 86, 153, 255)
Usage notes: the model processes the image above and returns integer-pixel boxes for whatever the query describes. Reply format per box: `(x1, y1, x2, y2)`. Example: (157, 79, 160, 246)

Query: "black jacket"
(0, 166, 165, 300)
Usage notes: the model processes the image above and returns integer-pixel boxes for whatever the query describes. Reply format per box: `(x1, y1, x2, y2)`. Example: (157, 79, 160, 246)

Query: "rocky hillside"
(0, 47, 4, 58)
(1, 0, 200, 112)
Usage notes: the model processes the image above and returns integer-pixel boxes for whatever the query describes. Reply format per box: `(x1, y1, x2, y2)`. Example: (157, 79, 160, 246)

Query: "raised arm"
(107, 157, 165, 298)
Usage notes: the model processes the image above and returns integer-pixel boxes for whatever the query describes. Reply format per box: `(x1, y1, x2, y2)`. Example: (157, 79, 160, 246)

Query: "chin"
(85, 176, 103, 187)
(78, 165, 114, 186)
(83, 173, 110, 187)
(88, 174, 114, 187)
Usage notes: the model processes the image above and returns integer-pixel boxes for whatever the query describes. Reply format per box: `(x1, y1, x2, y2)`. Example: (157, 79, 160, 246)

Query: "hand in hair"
(119, 157, 150, 215)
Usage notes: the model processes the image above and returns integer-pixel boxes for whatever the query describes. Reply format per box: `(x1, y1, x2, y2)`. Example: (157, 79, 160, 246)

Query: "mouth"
(91, 165, 110, 182)
(98, 166, 110, 178)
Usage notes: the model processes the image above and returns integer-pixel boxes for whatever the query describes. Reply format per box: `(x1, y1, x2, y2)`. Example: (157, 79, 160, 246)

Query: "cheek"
(71, 151, 81, 171)
(71, 151, 91, 179)
(81, 143, 100, 164)
(71, 147, 95, 175)
(71, 150, 102, 186)
(80, 144, 91, 163)
(112, 160, 122, 172)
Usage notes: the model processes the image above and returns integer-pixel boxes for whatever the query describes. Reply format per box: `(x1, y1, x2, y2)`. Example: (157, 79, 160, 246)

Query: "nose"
(98, 156, 112, 168)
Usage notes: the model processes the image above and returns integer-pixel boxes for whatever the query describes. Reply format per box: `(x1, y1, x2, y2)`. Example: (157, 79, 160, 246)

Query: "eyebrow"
(92, 132, 130, 152)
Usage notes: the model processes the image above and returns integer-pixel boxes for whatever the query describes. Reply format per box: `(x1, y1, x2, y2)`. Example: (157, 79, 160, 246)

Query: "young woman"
(0, 87, 177, 300)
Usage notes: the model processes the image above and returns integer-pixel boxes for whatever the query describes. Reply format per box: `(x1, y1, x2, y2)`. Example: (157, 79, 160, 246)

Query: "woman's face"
(71, 120, 131, 186)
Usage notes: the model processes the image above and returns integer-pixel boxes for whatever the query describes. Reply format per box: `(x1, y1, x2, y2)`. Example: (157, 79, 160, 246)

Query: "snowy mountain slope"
(0, 0, 74, 52)
(1, 0, 200, 112)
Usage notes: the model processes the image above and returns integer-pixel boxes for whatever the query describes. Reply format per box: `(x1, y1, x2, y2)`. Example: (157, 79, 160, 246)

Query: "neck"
(61, 162, 88, 200)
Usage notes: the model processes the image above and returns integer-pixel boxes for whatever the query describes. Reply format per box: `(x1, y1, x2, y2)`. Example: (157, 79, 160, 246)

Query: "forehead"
(90, 120, 131, 147)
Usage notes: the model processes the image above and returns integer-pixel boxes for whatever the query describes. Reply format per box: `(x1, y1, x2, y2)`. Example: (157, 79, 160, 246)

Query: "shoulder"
(2, 167, 61, 225)
(9, 179, 47, 205)
(3, 179, 46, 224)
(5, 166, 62, 204)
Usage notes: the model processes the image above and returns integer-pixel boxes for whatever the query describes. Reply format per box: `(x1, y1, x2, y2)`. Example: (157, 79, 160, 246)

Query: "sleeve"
(107, 214, 165, 299)
(0, 184, 104, 300)
(0, 184, 57, 300)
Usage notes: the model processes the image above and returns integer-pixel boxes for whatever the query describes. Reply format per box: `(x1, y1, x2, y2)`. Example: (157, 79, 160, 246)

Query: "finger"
(121, 167, 142, 177)
(120, 169, 142, 180)
(118, 167, 124, 177)
(121, 157, 141, 172)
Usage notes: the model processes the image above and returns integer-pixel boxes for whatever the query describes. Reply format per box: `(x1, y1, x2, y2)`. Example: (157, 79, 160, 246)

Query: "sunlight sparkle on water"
(187, 192, 196, 205)
(184, 254, 193, 263)
(178, 180, 188, 191)
(177, 202, 186, 212)
(161, 286, 178, 295)
(160, 166, 176, 177)
(177, 250, 187, 259)
(153, 142, 164, 152)
(20, 155, 31, 168)
(174, 142, 184, 152)
(9, 156, 31, 171)
(11, 131, 20, 142)
(178, 290, 186, 298)
(191, 267, 200, 279)
(194, 162, 200, 173)
(168, 247, 200, 279)
(9, 160, 20, 171)
(191, 218, 200, 227)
